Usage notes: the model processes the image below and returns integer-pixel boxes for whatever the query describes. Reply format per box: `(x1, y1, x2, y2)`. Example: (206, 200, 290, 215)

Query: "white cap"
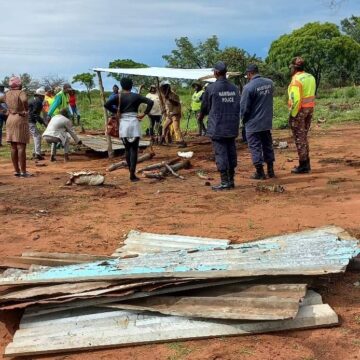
(35, 88, 46, 96)
(160, 80, 170, 86)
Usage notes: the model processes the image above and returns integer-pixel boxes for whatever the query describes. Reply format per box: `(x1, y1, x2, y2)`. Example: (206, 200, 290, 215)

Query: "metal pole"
(96, 71, 113, 158)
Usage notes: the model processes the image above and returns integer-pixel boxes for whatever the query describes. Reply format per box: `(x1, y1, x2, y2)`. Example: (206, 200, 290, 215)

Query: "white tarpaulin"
(93, 67, 213, 80)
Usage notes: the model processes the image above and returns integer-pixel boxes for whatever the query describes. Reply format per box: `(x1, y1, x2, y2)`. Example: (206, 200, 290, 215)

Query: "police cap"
(245, 64, 259, 73)
(213, 61, 227, 72)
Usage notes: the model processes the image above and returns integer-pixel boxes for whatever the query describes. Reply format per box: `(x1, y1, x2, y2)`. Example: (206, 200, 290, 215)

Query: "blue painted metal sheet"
(0, 227, 359, 285)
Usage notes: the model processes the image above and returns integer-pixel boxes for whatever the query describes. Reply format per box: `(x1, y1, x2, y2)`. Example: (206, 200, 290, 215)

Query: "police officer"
(199, 61, 241, 191)
(240, 64, 275, 179)
(288, 57, 316, 174)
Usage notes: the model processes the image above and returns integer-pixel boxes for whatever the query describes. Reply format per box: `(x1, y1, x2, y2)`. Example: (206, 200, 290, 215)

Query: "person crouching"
(42, 108, 82, 162)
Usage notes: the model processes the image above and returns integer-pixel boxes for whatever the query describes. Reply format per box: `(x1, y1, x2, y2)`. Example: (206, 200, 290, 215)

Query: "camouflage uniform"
(289, 108, 313, 162)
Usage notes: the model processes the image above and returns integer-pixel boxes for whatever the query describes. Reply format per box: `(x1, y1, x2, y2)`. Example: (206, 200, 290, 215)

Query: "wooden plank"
(4, 302, 339, 357)
(21, 252, 112, 261)
(104, 283, 307, 320)
(0, 281, 120, 301)
(21, 279, 241, 319)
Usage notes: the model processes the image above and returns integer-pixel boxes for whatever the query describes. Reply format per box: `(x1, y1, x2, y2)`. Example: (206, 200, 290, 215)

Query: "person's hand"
(137, 113, 145, 120)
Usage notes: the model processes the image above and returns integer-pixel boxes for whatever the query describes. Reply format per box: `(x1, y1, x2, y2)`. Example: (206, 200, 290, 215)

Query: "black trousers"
(247, 130, 275, 166)
(212, 137, 237, 172)
(148, 115, 162, 136)
(122, 137, 140, 176)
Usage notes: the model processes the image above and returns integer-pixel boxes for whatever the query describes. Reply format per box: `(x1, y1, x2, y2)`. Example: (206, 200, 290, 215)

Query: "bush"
(345, 87, 358, 99)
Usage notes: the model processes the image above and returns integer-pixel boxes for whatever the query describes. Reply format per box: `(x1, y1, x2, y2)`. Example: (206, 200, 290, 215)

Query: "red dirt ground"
(0, 123, 359, 360)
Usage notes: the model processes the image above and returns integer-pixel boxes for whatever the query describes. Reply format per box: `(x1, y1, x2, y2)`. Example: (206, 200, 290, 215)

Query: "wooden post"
(96, 71, 114, 158)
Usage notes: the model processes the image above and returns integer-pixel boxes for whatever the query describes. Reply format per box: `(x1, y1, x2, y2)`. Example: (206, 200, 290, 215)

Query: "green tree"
(108, 59, 151, 90)
(72, 73, 95, 103)
(163, 36, 221, 68)
(341, 15, 360, 43)
(267, 22, 360, 90)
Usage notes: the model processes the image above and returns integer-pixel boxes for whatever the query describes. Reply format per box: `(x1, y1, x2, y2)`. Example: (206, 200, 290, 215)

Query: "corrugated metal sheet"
(0, 227, 358, 285)
(78, 135, 150, 153)
(4, 292, 338, 357)
(106, 283, 308, 320)
(112, 230, 231, 256)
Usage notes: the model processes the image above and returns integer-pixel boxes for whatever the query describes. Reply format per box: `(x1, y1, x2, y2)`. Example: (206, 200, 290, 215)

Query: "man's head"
(9, 76, 22, 90)
(149, 85, 156, 94)
(44, 85, 54, 96)
(160, 81, 171, 95)
(63, 83, 73, 94)
(245, 64, 259, 81)
(120, 77, 133, 91)
(113, 84, 119, 94)
(35, 88, 46, 99)
(60, 108, 70, 118)
(289, 57, 305, 76)
(192, 82, 202, 92)
(213, 61, 227, 79)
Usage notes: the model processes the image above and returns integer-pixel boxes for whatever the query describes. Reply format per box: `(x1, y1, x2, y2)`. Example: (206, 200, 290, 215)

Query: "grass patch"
(166, 343, 192, 360)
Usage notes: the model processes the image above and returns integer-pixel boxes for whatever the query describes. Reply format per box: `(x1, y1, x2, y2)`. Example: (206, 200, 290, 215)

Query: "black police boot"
(212, 171, 231, 191)
(251, 165, 266, 180)
(291, 160, 310, 174)
(267, 162, 275, 178)
(228, 168, 235, 189)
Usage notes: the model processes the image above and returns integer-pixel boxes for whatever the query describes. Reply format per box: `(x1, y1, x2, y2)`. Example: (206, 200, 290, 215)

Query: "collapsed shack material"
(0, 226, 358, 357)
(4, 292, 338, 358)
(104, 283, 308, 321)
(78, 134, 150, 153)
(1, 226, 356, 286)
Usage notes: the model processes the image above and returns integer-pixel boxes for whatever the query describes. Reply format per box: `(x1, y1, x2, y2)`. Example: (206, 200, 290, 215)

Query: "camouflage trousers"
(289, 108, 314, 162)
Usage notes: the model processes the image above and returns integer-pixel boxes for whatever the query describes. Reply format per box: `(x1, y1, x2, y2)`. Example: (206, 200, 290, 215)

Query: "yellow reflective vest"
(288, 71, 316, 117)
(191, 90, 204, 112)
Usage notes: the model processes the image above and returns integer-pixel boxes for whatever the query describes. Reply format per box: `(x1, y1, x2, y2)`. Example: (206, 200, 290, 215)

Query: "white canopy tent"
(92, 67, 214, 81)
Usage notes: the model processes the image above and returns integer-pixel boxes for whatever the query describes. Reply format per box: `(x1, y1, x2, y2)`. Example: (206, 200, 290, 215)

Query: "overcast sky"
(0, 0, 359, 89)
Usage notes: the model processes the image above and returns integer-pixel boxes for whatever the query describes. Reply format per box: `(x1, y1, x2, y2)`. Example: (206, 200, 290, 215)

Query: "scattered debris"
(327, 178, 348, 185)
(66, 171, 105, 186)
(197, 171, 214, 181)
(317, 117, 327, 124)
(256, 183, 285, 193)
(278, 141, 288, 149)
(178, 151, 194, 159)
(107, 152, 155, 172)
(142, 160, 191, 180)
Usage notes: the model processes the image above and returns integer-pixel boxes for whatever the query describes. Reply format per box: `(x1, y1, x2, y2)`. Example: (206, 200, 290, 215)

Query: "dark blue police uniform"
(200, 77, 240, 189)
(240, 74, 275, 178)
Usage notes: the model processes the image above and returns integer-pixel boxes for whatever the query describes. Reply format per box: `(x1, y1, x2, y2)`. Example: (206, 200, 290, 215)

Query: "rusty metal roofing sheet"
(78, 135, 150, 152)
(112, 230, 231, 256)
(0, 227, 358, 286)
(106, 283, 307, 320)
(4, 292, 338, 357)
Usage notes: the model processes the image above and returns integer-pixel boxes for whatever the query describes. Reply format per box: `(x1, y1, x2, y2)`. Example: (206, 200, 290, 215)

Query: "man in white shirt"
(42, 109, 82, 162)
(146, 85, 162, 142)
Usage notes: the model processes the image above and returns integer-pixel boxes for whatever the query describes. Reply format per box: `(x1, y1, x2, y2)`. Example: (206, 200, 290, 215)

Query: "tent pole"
(96, 71, 114, 158)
